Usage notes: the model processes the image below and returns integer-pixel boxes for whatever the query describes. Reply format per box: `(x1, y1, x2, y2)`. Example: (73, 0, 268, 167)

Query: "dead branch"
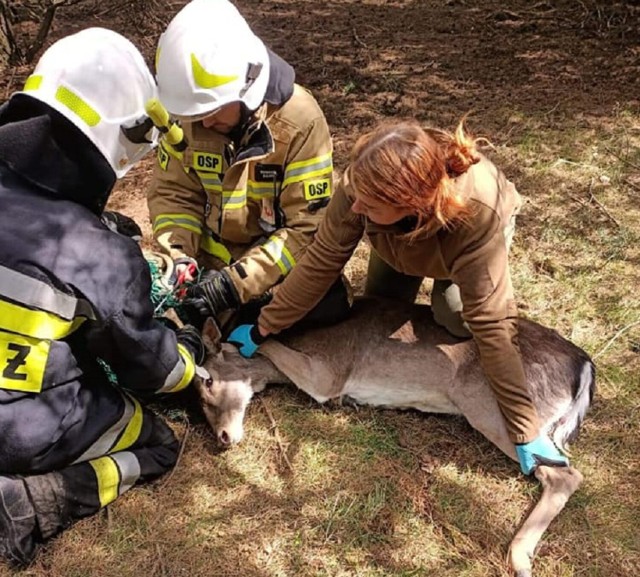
(352, 27, 368, 48)
(260, 397, 293, 472)
(624, 178, 640, 193)
(25, 2, 58, 63)
(603, 144, 640, 172)
(587, 178, 620, 228)
(593, 319, 640, 359)
(158, 423, 190, 488)
(0, 1, 22, 65)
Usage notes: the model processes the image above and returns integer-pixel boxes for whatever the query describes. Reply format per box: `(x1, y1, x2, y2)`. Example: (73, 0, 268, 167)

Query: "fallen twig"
(593, 320, 640, 359)
(587, 178, 620, 227)
(260, 397, 293, 471)
(603, 145, 640, 172)
(153, 543, 167, 577)
(624, 178, 640, 193)
(352, 27, 368, 48)
(159, 423, 190, 487)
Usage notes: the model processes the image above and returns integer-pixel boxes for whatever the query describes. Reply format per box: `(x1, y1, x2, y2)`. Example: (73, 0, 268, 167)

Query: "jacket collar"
(230, 48, 295, 164)
(0, 94, 115, 213)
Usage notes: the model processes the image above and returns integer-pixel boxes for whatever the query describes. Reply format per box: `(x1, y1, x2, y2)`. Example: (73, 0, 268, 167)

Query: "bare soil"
(2, 0, 639, 244)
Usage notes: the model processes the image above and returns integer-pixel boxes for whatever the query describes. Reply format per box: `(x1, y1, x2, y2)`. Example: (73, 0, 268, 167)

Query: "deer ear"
(201, 317, 222, 354)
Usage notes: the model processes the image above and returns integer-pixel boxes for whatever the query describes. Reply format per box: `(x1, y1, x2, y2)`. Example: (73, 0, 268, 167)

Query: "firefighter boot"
(0, 475, 38, 567)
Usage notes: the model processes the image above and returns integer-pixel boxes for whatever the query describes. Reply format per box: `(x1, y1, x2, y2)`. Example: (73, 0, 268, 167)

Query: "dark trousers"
(364, 251, 471, 338)
(0, 373, 179, 563)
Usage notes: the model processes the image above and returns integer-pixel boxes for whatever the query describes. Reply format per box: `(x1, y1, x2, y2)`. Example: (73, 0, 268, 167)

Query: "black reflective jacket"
(0, 95, 194, 472)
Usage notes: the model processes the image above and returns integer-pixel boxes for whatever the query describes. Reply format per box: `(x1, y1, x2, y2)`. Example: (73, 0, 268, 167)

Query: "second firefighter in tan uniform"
(148, 0, 333, 314)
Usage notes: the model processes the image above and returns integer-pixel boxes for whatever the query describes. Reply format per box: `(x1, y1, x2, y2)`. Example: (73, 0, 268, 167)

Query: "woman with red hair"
(228, 119, 568, 476)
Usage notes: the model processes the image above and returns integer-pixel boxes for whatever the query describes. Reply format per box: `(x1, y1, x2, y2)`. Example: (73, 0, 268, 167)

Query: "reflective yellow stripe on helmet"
(55, 86, 101, 127)
(23, 75, 43, 91)
(153, 213, 203, 236)
(262, 236, 296, 275)
(282, 152, 332, 188)
(191, 53, 239, 89)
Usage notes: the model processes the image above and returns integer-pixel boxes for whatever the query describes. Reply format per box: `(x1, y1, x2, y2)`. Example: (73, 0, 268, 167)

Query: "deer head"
(194, 318, 265, 447)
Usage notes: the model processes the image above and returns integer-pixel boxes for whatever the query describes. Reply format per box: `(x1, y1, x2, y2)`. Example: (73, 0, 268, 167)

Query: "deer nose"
(218, 430, 231, 446)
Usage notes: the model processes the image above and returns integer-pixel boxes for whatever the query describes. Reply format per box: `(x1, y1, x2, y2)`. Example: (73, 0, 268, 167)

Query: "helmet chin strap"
(239, 62, 263, 98)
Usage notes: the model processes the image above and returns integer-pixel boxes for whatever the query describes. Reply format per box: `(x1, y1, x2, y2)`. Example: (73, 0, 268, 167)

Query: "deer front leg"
(508, 465, 583, 576)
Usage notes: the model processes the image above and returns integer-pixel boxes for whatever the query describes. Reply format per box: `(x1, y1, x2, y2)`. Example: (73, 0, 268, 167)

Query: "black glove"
(183, 269, 239, 318)
(101, 210, 142, 242)
(175, 324, 206, 365)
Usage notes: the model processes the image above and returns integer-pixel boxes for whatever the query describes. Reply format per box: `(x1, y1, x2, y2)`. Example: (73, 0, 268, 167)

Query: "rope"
(99, 254, 197, 385)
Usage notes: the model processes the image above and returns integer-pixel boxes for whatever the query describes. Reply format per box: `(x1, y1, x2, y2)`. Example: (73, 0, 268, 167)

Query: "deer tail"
(551, 359, 595, 453)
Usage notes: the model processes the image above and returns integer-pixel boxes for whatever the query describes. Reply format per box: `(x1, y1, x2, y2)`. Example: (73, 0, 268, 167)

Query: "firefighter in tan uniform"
(149, 0, 347, 324)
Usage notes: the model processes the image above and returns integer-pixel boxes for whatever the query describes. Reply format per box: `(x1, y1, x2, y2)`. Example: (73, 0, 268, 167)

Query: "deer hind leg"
(447, 383, 518, 461)
(258, 341, 341, 403)
(508, 465, 583, 577)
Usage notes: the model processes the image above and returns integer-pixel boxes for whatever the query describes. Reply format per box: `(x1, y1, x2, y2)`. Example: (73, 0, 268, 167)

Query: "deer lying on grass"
(195, 297, 594, 577)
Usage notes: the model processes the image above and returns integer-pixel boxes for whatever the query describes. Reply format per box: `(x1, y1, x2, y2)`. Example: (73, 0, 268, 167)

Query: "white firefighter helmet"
(156, 0, 270, 120)
(19, 27, 158, 178)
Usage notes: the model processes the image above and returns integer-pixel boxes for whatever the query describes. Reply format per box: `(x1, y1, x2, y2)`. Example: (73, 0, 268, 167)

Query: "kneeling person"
(0, 28, 205, 565)
(148, 0, 348, 327)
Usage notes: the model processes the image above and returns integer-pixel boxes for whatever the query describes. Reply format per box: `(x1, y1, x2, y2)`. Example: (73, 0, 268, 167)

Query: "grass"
(5, 106, 639, 576)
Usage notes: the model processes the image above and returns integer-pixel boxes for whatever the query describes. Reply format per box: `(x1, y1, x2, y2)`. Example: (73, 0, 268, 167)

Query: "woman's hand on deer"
(516, 434, 569, 475)
(227, 324, 267, 358)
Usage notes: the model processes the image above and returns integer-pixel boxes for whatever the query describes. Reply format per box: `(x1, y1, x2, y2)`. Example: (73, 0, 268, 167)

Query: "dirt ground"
(3, 0, 638, 241)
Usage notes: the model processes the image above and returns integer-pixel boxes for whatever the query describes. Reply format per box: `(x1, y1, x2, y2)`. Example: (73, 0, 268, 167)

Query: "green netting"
(99, 256, 193, 386)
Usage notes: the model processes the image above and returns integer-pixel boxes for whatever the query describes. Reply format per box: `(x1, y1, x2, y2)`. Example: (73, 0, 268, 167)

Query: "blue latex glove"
(515, 434, 569, 475)
(227, 324, 265, 358)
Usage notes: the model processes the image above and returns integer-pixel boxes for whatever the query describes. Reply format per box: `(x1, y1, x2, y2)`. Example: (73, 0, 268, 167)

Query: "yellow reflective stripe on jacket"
(282, 152, 332, 187)
(153, 213, 203, 236)
(222, 189, 247, 210)
(159, 343, 195, 393)
(90, 452, 141, 508)
(200, 231, 233, 265)
(159, 141, 183, 164)
(247, 180, 278, 200)
(90, 456, 120, 508)
(262, 236, 296, 275)
(195, 170, 223, 193)
(0, 267, 94, 394)
(0, 265, 96, 322)
(0, 298, 87, 341)
(72, 393, 138, 464)
(109, 395, 143, 453)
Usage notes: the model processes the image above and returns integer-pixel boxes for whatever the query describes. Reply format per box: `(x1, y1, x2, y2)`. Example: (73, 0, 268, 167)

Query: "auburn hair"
(350, 118, 483, 234)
